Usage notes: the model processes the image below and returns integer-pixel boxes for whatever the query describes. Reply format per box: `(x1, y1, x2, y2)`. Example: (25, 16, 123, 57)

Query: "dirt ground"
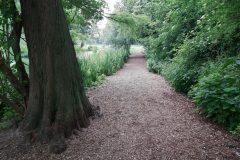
(0, 52, 240, 160)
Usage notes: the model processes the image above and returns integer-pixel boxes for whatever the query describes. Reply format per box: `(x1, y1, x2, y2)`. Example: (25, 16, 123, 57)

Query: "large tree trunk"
(20, 0, 94, 153)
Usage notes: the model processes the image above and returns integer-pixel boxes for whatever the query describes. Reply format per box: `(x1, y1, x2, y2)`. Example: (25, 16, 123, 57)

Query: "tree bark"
(20, 0, 94, 153)
(80, 42, 84, 48)
(9, 2, 30, 108)
(10, 15, 29, 93)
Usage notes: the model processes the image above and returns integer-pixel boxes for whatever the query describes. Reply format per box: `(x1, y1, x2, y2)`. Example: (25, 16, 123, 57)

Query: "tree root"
(50, 139, 67, 154)
(92, 105, 103, 118)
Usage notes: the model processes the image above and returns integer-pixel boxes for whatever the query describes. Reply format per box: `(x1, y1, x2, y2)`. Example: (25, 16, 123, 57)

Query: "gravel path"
(1, 52, 240, 159)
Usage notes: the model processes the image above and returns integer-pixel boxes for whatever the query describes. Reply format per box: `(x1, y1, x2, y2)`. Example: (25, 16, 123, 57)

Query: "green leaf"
(223, 105, 229, 110)
(207, 113, 212, 118)
(223, 58, 233, 68)
(228, 78, 236, 86)
(213, 117, 217, 122)
(230, 107, 236, 112)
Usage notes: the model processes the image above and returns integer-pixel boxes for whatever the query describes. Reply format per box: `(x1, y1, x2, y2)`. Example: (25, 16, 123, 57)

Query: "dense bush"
(146, 58, 161, 74)
(189, 56, 240, 130)
(0, 107, 20, 130)
(189, 73, 240, 130)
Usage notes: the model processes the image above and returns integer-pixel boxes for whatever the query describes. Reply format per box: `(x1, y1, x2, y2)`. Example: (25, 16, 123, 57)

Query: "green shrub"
(231, 124, 240, 136)
(87, 46, 93, 51)
(0, 107, 20, 130)
(146, 58, 161, 74)
(0, 120, 12, 130)
(171, 68, 199, 94)
(160, 54, 200, 94)
(189, 73, 240, 130)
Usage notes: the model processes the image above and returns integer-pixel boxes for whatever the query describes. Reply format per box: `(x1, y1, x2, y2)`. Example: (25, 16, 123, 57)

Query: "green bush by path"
(188, 55, 240, 131)
(78, 48, 130, 88)
(189, 73, 240, 130)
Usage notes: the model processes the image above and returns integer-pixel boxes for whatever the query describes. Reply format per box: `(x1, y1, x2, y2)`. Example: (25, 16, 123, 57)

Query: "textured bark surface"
(20, 0, 93, 153)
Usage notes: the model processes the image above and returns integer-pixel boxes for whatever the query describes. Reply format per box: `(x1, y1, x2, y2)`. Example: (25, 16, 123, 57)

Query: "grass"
(81, 44, 110, 52)
(78, 48, 130, 89)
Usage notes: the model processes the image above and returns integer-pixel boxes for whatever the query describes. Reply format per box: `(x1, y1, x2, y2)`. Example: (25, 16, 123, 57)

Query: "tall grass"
(78, 48, 130, 88)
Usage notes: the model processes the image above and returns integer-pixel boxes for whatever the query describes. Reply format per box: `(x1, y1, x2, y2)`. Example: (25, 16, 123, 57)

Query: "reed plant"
(78, 48, 129, 88)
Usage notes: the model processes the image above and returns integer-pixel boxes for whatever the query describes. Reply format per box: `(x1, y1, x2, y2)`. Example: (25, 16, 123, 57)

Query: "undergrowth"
(0, 106, 20, 130)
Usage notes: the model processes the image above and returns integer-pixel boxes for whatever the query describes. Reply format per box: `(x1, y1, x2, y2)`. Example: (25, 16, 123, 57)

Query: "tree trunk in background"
(80, 42, 84, 48)
(11, 15, 29, 86)
(20, 0, 94, 153)
(11, 18, 29, 106)
(10, 6, 30, 108)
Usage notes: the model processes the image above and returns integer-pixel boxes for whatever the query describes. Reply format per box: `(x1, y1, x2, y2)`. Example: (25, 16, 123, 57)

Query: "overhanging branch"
(0, 94, 24, 117)
(0, 53, 29, 98)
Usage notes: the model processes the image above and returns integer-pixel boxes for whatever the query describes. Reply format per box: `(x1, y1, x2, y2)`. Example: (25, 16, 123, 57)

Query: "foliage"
(113, 0, 240, 133)
(189, 73, 240, 130)
(146, 58, 161, 74)
(189, 56, 240, 130)
(62, 0, 106, 26)
(78, 48, 130, 88)
(231, 125, 240, 136)
(87, 46, 93, 51)
(102, 0, 151, 53)
(0, 120, 12, 130)
(70, 24, 89, 45)
(103, 20, 134, 53)
(0, 107, 20, 130)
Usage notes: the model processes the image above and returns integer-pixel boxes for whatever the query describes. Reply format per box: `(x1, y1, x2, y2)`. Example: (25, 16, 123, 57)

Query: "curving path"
(3, 52, 240, 159)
